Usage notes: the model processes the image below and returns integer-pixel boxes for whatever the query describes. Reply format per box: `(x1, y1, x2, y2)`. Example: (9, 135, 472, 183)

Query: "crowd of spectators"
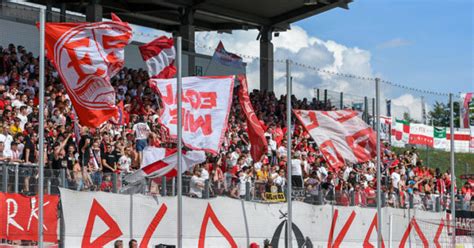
(0, 43, 472, 212)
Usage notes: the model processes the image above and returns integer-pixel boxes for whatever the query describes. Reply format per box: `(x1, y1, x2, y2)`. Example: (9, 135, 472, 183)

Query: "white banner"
(409, 123, 434, 147)
(150, 76, 234, 154)
(60, 189, 463, 248)
(294, 110, 376, 170)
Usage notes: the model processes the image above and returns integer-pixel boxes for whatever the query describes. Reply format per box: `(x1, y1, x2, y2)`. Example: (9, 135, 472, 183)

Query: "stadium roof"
(28, 0, 352, 32)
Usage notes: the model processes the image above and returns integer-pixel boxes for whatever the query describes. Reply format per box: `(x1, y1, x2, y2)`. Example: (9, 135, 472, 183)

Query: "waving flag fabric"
(139, 36, 176, 79)
(42, 14, 132, 127)
(293, 110, 376, 171)
(149, 76, 234, 154)
(124, 146, 206, 184)
(237, 75, 267, 161)
(211, 41, 244, 69)
(460, 92, 473, 128)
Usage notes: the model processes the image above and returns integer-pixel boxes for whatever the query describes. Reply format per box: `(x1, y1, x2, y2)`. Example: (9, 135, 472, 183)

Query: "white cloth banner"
(409, 123, 434, 147)
(150, 76, 234, 154)
(59, 189, 460, 248)
(294, 110, 376, 170)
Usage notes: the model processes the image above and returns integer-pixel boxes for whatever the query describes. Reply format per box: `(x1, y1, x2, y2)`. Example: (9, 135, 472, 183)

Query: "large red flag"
(237, 75, 267, 161)
(41, 14, 132, 127)
(139, 36, 176, 79)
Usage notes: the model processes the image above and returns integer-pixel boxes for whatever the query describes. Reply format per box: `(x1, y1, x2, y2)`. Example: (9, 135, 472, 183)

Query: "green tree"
(428, 101, 460, 127)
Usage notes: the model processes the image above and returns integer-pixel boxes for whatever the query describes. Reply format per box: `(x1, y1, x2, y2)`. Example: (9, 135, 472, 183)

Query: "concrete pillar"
(179, 8, 195, 76)
(260, 27, 273, 92)
(86, 0, 102, 22)
(60, 3, 66, 22)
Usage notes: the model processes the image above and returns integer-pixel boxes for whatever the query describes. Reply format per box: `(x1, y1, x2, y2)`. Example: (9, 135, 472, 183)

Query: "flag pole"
(38, 7, 46, 248)
(176, 36, 183, 248)
(286, 59, 293, 248)
(375, 78, 382, 248)
(449, 93, 456, 247)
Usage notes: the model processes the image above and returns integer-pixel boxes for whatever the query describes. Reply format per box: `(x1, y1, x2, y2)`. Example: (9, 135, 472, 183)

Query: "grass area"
(391, 147, 474, 187)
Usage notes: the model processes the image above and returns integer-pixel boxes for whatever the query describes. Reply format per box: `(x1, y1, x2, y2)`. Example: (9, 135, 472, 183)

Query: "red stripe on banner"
(327, 209, 338, 248)
(153, 64, 176, 79)
(446, 133, 470, 141)
(198, 204, 237, 248)
(139, 36, 174, 61)
(139, 204, 168, 248)
(433, 219, 444, 248)
(143, 160, 170, 175)
(363, 213, 385, 248)
(403, 124, 410, 133)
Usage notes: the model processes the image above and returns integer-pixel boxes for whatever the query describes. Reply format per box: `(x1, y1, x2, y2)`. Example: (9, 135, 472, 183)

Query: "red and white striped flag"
(293, 110, 377, 171)
(139, 36, 176, 79)
(124, 146, 206, 184)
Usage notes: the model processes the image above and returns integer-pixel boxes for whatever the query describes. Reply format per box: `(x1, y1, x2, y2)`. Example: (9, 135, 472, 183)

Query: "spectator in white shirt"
(291, 152, 303, 188)
(189, 168, 205, 198)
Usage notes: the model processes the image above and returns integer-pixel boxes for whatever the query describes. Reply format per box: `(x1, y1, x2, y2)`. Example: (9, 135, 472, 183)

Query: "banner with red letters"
(293, 109, 376, 171)
(150, 76, 234, 154)
(42, 14, 132, 127)
(59, 188, 459, 248)
(0, 193, 59, 242)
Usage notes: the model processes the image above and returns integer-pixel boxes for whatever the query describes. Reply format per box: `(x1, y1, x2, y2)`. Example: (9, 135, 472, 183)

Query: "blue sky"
(296, 0, 473, 94)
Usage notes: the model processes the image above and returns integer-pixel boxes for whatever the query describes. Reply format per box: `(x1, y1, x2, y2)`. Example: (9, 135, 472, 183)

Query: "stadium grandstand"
(0, 0, 472, 247)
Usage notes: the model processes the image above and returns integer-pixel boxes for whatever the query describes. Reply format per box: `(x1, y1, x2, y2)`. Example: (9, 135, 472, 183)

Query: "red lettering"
(433, 219, 444, 248)
(139, 204, 168, 248)
(327, 209, 356, 248)
(185, 89, 201, 109)
(161, 84, 175, 105)
(198, 204, 237, 248)
(399, 218, 428, 248)
(200, 92, 217, 109)
(82, 199, 122, 248)
(362, 213, 385, 248)
(188, 114, 213, 135)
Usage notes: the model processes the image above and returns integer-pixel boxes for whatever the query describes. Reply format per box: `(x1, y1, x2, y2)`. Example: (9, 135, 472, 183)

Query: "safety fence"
(1, 163, 472, 213)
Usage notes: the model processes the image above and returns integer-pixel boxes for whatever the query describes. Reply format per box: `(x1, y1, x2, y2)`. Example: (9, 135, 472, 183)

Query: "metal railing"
(1, 163, 472, 213)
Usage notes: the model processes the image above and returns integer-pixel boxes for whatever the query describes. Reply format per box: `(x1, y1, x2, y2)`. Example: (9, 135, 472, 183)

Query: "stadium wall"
(59, 188, 470, 248)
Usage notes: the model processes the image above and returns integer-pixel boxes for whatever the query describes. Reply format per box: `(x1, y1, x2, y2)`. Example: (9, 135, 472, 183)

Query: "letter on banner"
(150, 76, 234, 153)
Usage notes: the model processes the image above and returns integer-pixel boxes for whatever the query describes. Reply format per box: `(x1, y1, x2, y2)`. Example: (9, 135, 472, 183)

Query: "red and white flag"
(237, 75, 267, 161)
(293, 110, 376, 171)
(408, 123, 434, 147)
(150, 76, 234, 154)
(124, 146, 206, 184)
(42, 14, 132, 127)
(139, 36, 176, 79)
(211, 41, 244, 69)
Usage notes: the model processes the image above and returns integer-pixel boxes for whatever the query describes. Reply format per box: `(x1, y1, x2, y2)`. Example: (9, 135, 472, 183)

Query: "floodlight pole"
(375, 78, 382, 248)
(286, 59, 293, 248)
(449, 93, 456, 247)
(176, 36, 183, 248)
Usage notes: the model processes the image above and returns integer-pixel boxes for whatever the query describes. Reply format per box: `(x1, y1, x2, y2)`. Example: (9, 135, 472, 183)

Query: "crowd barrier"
(1, 163, 472, 213)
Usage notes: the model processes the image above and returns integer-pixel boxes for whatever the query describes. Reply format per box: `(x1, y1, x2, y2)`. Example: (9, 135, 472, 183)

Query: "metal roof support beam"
(260, 27, 273, 92)
(179, 7, 195, 76)
(60, 3, 66, 22)
(86, 0, 102, 22)
(46, 0, 52, 22)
